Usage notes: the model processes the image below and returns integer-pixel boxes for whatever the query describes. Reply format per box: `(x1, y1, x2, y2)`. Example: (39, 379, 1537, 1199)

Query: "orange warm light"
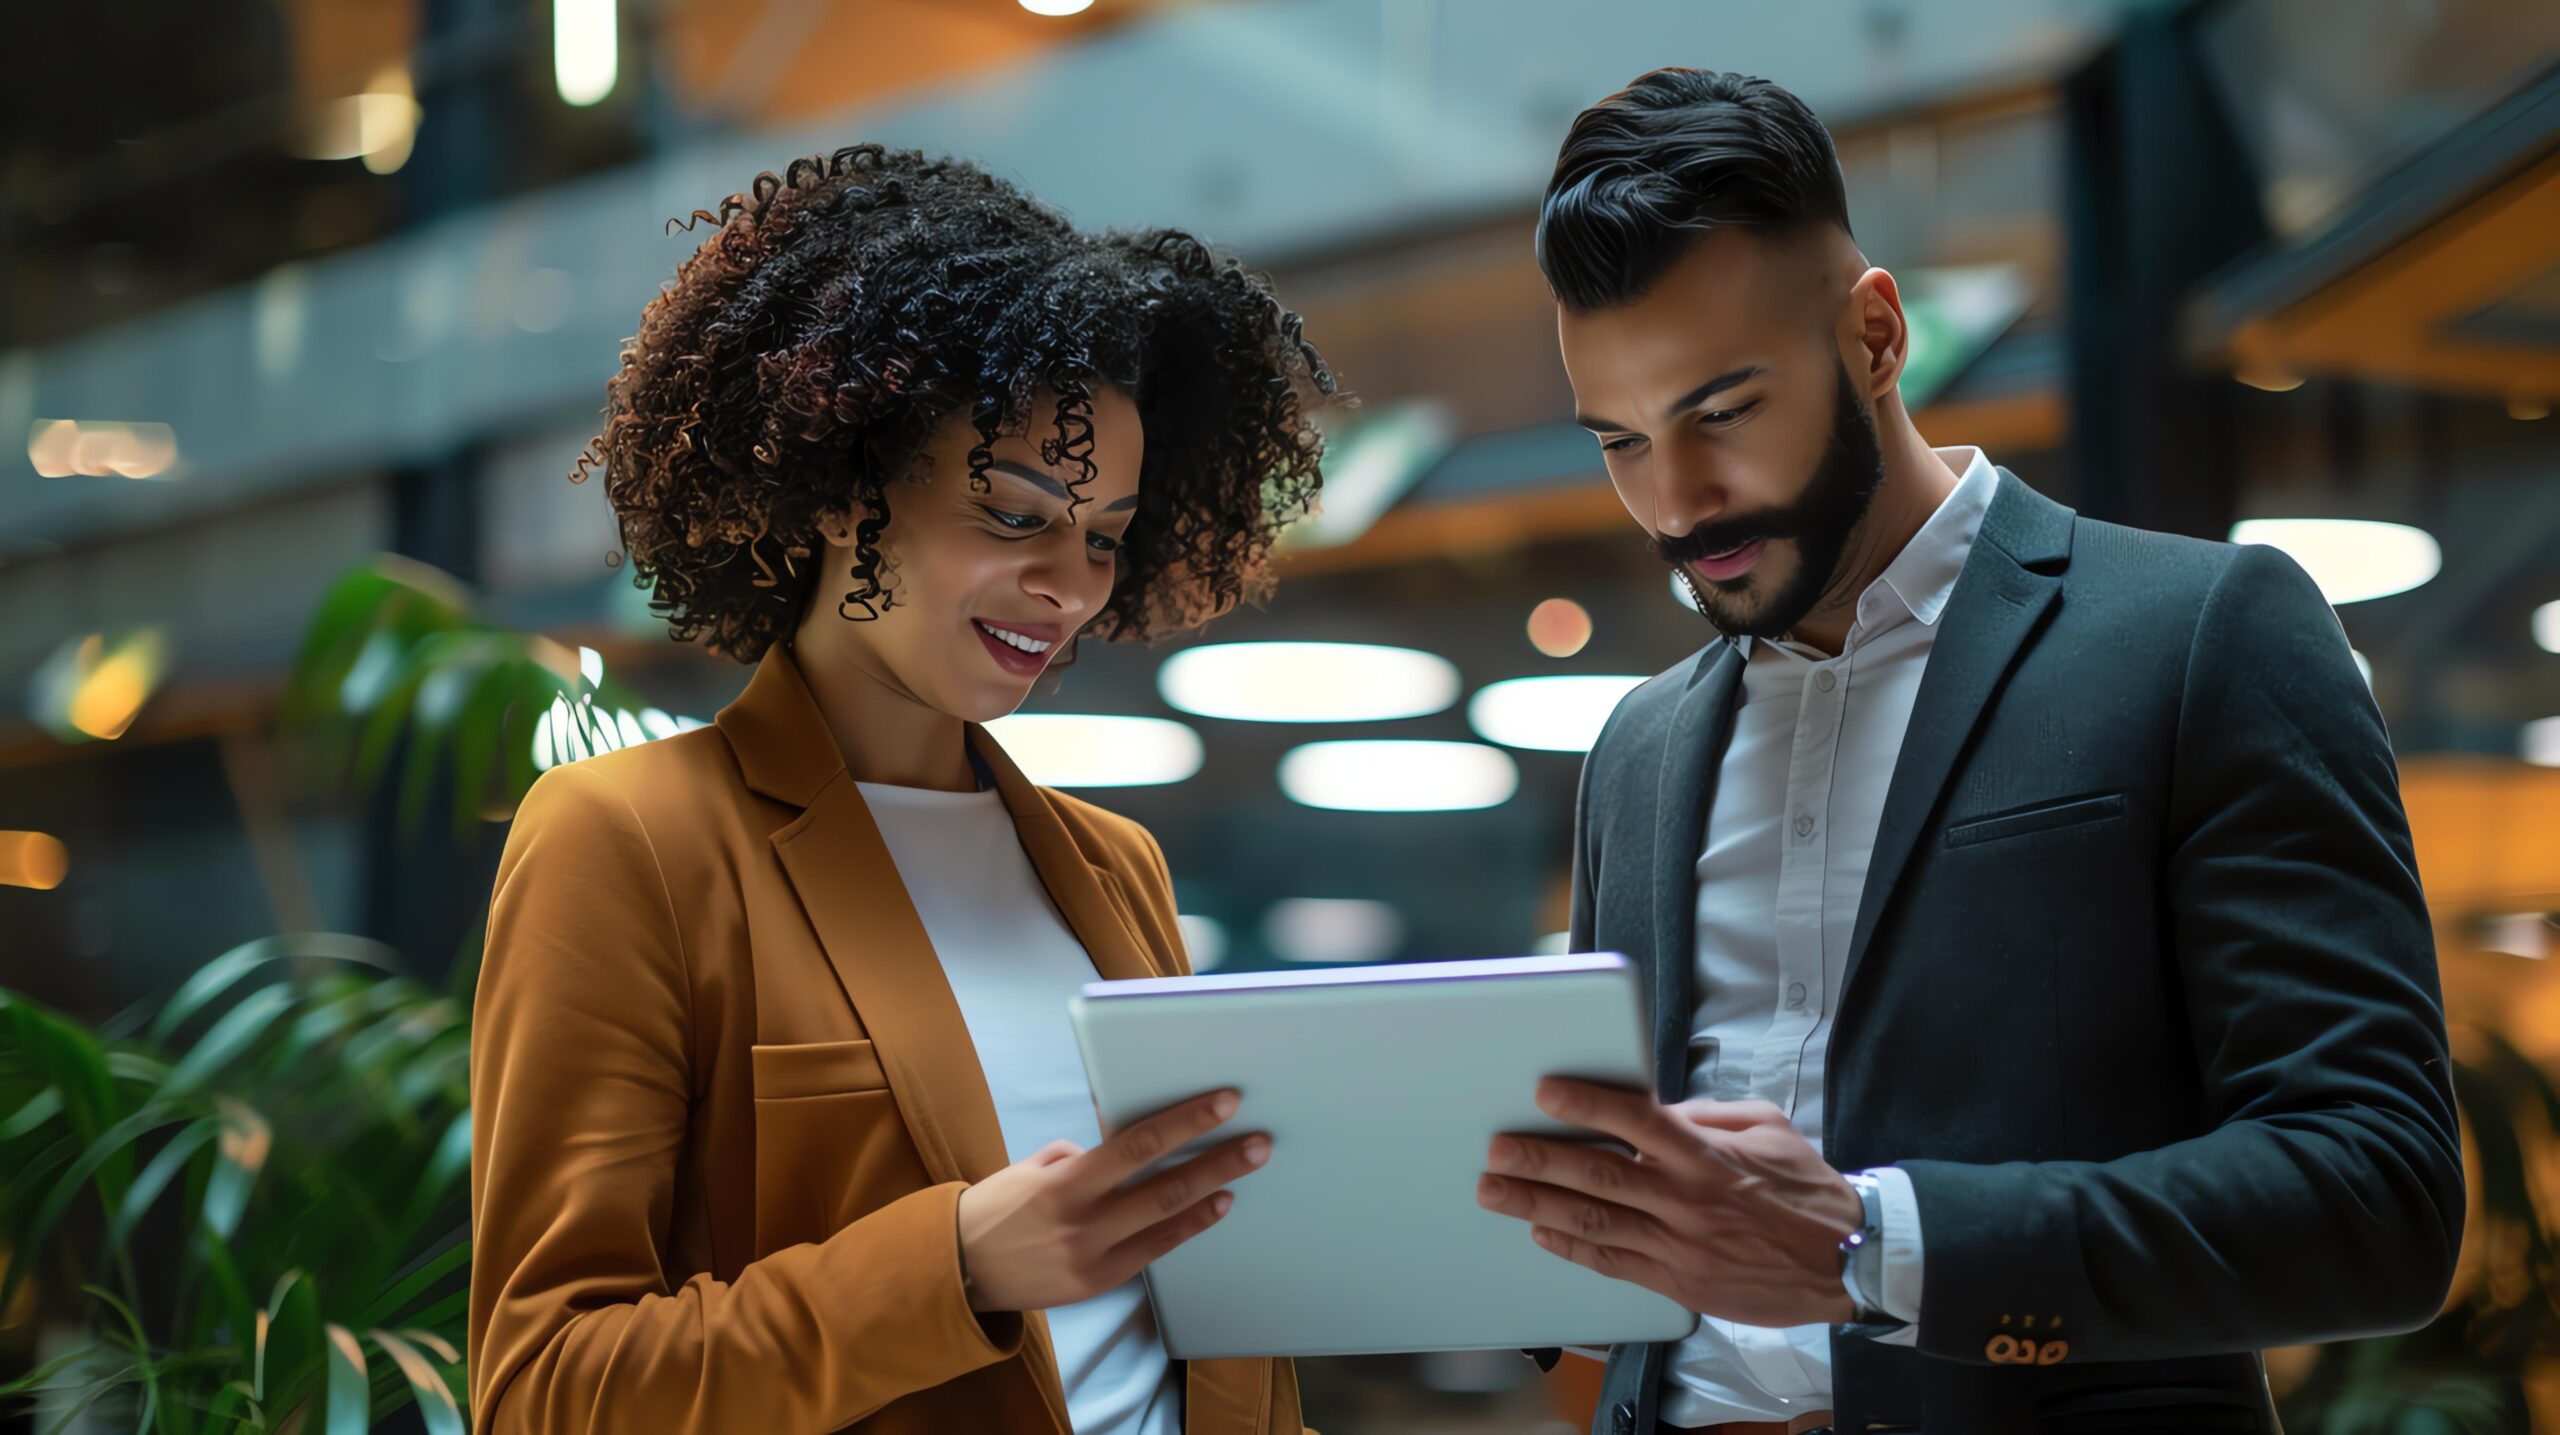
(34, 631, 171, 744)
(1527, 598, 1594, 658)
(0, 832, 68, 891)
(2404, 758, 2560, 1065)
(2402, 758, 2560, 914)
(62, 633, 168, 741)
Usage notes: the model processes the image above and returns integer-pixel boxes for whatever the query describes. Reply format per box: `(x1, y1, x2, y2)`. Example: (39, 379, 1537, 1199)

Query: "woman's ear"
(813, 507, 861, 548)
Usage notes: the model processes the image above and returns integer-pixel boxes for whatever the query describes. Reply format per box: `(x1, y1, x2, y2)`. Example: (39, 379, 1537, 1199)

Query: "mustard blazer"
(467, 643, 1306, 1434)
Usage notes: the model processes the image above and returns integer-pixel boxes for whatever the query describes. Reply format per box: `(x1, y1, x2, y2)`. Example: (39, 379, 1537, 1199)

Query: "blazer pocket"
(749, 1038, 928, 1254)
(1943, 791, 2128, 849)
(750, 1038, 888, 1100)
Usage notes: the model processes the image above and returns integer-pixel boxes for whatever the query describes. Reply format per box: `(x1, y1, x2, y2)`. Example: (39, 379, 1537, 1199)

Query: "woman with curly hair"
(467, 146, 1339, 1435)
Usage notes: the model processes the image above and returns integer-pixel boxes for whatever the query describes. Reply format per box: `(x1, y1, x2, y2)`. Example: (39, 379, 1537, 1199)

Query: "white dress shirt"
(1655, 446, 1997, 1428)
(858, 781, 1182, 1435)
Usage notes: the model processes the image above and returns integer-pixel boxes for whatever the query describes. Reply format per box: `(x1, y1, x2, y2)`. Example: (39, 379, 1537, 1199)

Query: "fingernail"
(1487, 1136, 1516, 1169)
(1477, 1175, 1507, 1204)
(1245, 1137, 1270, 1166)
(1213, 1092, 1239, 1120)
(1212, 1191, 1234, 1215)
(1532, 1228, 1553, 1247)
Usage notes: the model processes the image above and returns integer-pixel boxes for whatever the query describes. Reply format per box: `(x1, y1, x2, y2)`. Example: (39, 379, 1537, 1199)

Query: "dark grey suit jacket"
(1566, 471, 2462, 1434)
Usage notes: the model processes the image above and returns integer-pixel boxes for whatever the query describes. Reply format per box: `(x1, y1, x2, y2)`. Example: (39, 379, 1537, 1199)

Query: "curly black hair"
(578, 144, 1344, 662)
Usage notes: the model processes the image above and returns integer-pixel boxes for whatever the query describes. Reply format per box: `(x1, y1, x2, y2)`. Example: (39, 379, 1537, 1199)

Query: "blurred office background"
(3, 0, 2558, 1430)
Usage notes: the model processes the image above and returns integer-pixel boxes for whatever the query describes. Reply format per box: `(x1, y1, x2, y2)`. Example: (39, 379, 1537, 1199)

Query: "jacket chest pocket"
(749, 1039, 934, 1253)
(1943, 791, 2128, 849)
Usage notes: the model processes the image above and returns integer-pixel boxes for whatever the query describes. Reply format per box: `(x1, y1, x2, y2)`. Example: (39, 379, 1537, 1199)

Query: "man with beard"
(1474, 69, 2463, 1435)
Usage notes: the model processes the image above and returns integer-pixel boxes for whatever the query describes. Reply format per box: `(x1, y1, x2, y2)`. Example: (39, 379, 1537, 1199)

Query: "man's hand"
(1475, 1077, 1863, 1328)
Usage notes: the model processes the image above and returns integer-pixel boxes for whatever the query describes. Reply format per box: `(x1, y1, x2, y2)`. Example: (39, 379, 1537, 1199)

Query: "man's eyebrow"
(988, 459, 1140, 515)
(1573, 364, 1767, 433)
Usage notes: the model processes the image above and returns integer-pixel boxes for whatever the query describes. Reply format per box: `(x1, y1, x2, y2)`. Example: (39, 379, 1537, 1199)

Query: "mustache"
(1649, 518, 1796, 569)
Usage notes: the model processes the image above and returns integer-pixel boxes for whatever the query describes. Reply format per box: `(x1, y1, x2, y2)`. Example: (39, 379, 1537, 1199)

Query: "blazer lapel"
(1841, 470, 2074, 996)
(767, 780, 1016, 1185)
(717, 647, 1013, 1187)
(1650, 640, 1745, 1101)
(974, 728, 1163, 984)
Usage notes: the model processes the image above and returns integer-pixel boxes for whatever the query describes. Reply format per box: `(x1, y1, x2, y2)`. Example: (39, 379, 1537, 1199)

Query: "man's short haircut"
(1537, 68, 1853, 311)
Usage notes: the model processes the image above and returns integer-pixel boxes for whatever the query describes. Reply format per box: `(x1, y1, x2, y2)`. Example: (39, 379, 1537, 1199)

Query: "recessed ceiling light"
(1263, 898, 1403, 964)
(1177, 914, 1228, 972)
(1467, 675, 1647, 752)
(2525, 716, 2560, 768)
(1158, 642, 1459, 723)
(2534, 600, 2560, 655)
(984, 713, 1204, 787)
(1020, 0, 1095, 14)
(2235, 364, 2305, 393)
(1278, 739, 1518, 812)
(2228, 518, 2440, 605)
(27, 418, 180, 479)
(554, 0, 618, 106)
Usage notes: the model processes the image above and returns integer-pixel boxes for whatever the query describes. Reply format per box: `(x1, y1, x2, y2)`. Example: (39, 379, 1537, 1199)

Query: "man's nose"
(1650, 450, 1729, 538)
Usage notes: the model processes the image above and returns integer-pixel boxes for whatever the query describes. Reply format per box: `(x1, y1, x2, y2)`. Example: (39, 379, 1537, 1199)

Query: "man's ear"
(1843, 267, 1910, 404)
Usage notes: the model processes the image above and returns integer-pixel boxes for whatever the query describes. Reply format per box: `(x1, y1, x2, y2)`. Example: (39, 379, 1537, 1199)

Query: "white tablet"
(1067, 952, 1701, 1359)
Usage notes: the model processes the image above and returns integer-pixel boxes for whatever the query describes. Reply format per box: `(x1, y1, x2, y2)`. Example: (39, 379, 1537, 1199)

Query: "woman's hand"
(956, 1088, 1269, 1313)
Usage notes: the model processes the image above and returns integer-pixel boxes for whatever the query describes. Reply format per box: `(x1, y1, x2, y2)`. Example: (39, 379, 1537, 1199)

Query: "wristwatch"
(1836, 1171, 1901, 1329)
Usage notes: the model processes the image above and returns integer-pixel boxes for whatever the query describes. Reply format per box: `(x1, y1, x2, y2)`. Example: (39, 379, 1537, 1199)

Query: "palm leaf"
(320, 1325, 368, 1435)
(366, 1328, 464, 1435)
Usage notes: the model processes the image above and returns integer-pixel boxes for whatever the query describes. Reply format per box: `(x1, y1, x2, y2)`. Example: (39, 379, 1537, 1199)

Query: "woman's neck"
(785, 620, 976, 792)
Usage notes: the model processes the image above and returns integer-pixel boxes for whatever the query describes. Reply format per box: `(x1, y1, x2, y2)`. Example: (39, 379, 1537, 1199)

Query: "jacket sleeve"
(1897, 542, 2465, 1364)
(1567, 695, 1633, 958)
(467, 761, 1024, 1434)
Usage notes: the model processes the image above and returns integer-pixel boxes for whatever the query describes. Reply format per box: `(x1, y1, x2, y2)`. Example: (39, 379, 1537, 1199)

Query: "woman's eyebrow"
(988, 459, 1138, 512)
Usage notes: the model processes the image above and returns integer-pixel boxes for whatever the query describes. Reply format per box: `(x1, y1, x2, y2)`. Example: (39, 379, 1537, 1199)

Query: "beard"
(1651, 358, 1887, 641)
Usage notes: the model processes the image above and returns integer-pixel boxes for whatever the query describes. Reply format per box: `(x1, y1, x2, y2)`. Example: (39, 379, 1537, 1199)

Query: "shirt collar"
(1727, 445, 2000, 662)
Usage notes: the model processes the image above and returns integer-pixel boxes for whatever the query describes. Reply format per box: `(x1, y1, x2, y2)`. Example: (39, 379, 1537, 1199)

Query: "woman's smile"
(974, 617, 1062, 678)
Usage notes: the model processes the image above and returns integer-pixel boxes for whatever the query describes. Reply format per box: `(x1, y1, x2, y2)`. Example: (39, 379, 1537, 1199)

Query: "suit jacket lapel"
(1650, 640, 1745, 1101)
(1842, 470, 2073, 996)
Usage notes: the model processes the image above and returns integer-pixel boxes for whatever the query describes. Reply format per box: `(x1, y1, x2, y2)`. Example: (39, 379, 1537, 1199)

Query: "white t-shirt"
(857, 781, 1181, 1435)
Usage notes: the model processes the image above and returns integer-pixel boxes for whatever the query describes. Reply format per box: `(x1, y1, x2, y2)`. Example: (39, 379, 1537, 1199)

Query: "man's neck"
(1778, 416, 1962, 657)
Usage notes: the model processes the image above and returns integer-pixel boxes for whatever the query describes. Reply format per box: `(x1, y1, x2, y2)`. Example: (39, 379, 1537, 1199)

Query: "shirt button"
(1794, 813, 1816, 838)
(1785, 982, 1807, 1009)
(1815, 669, 1838, 692)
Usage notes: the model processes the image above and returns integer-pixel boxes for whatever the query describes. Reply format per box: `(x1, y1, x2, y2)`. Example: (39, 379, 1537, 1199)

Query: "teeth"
(978, 622, 1052, 655)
